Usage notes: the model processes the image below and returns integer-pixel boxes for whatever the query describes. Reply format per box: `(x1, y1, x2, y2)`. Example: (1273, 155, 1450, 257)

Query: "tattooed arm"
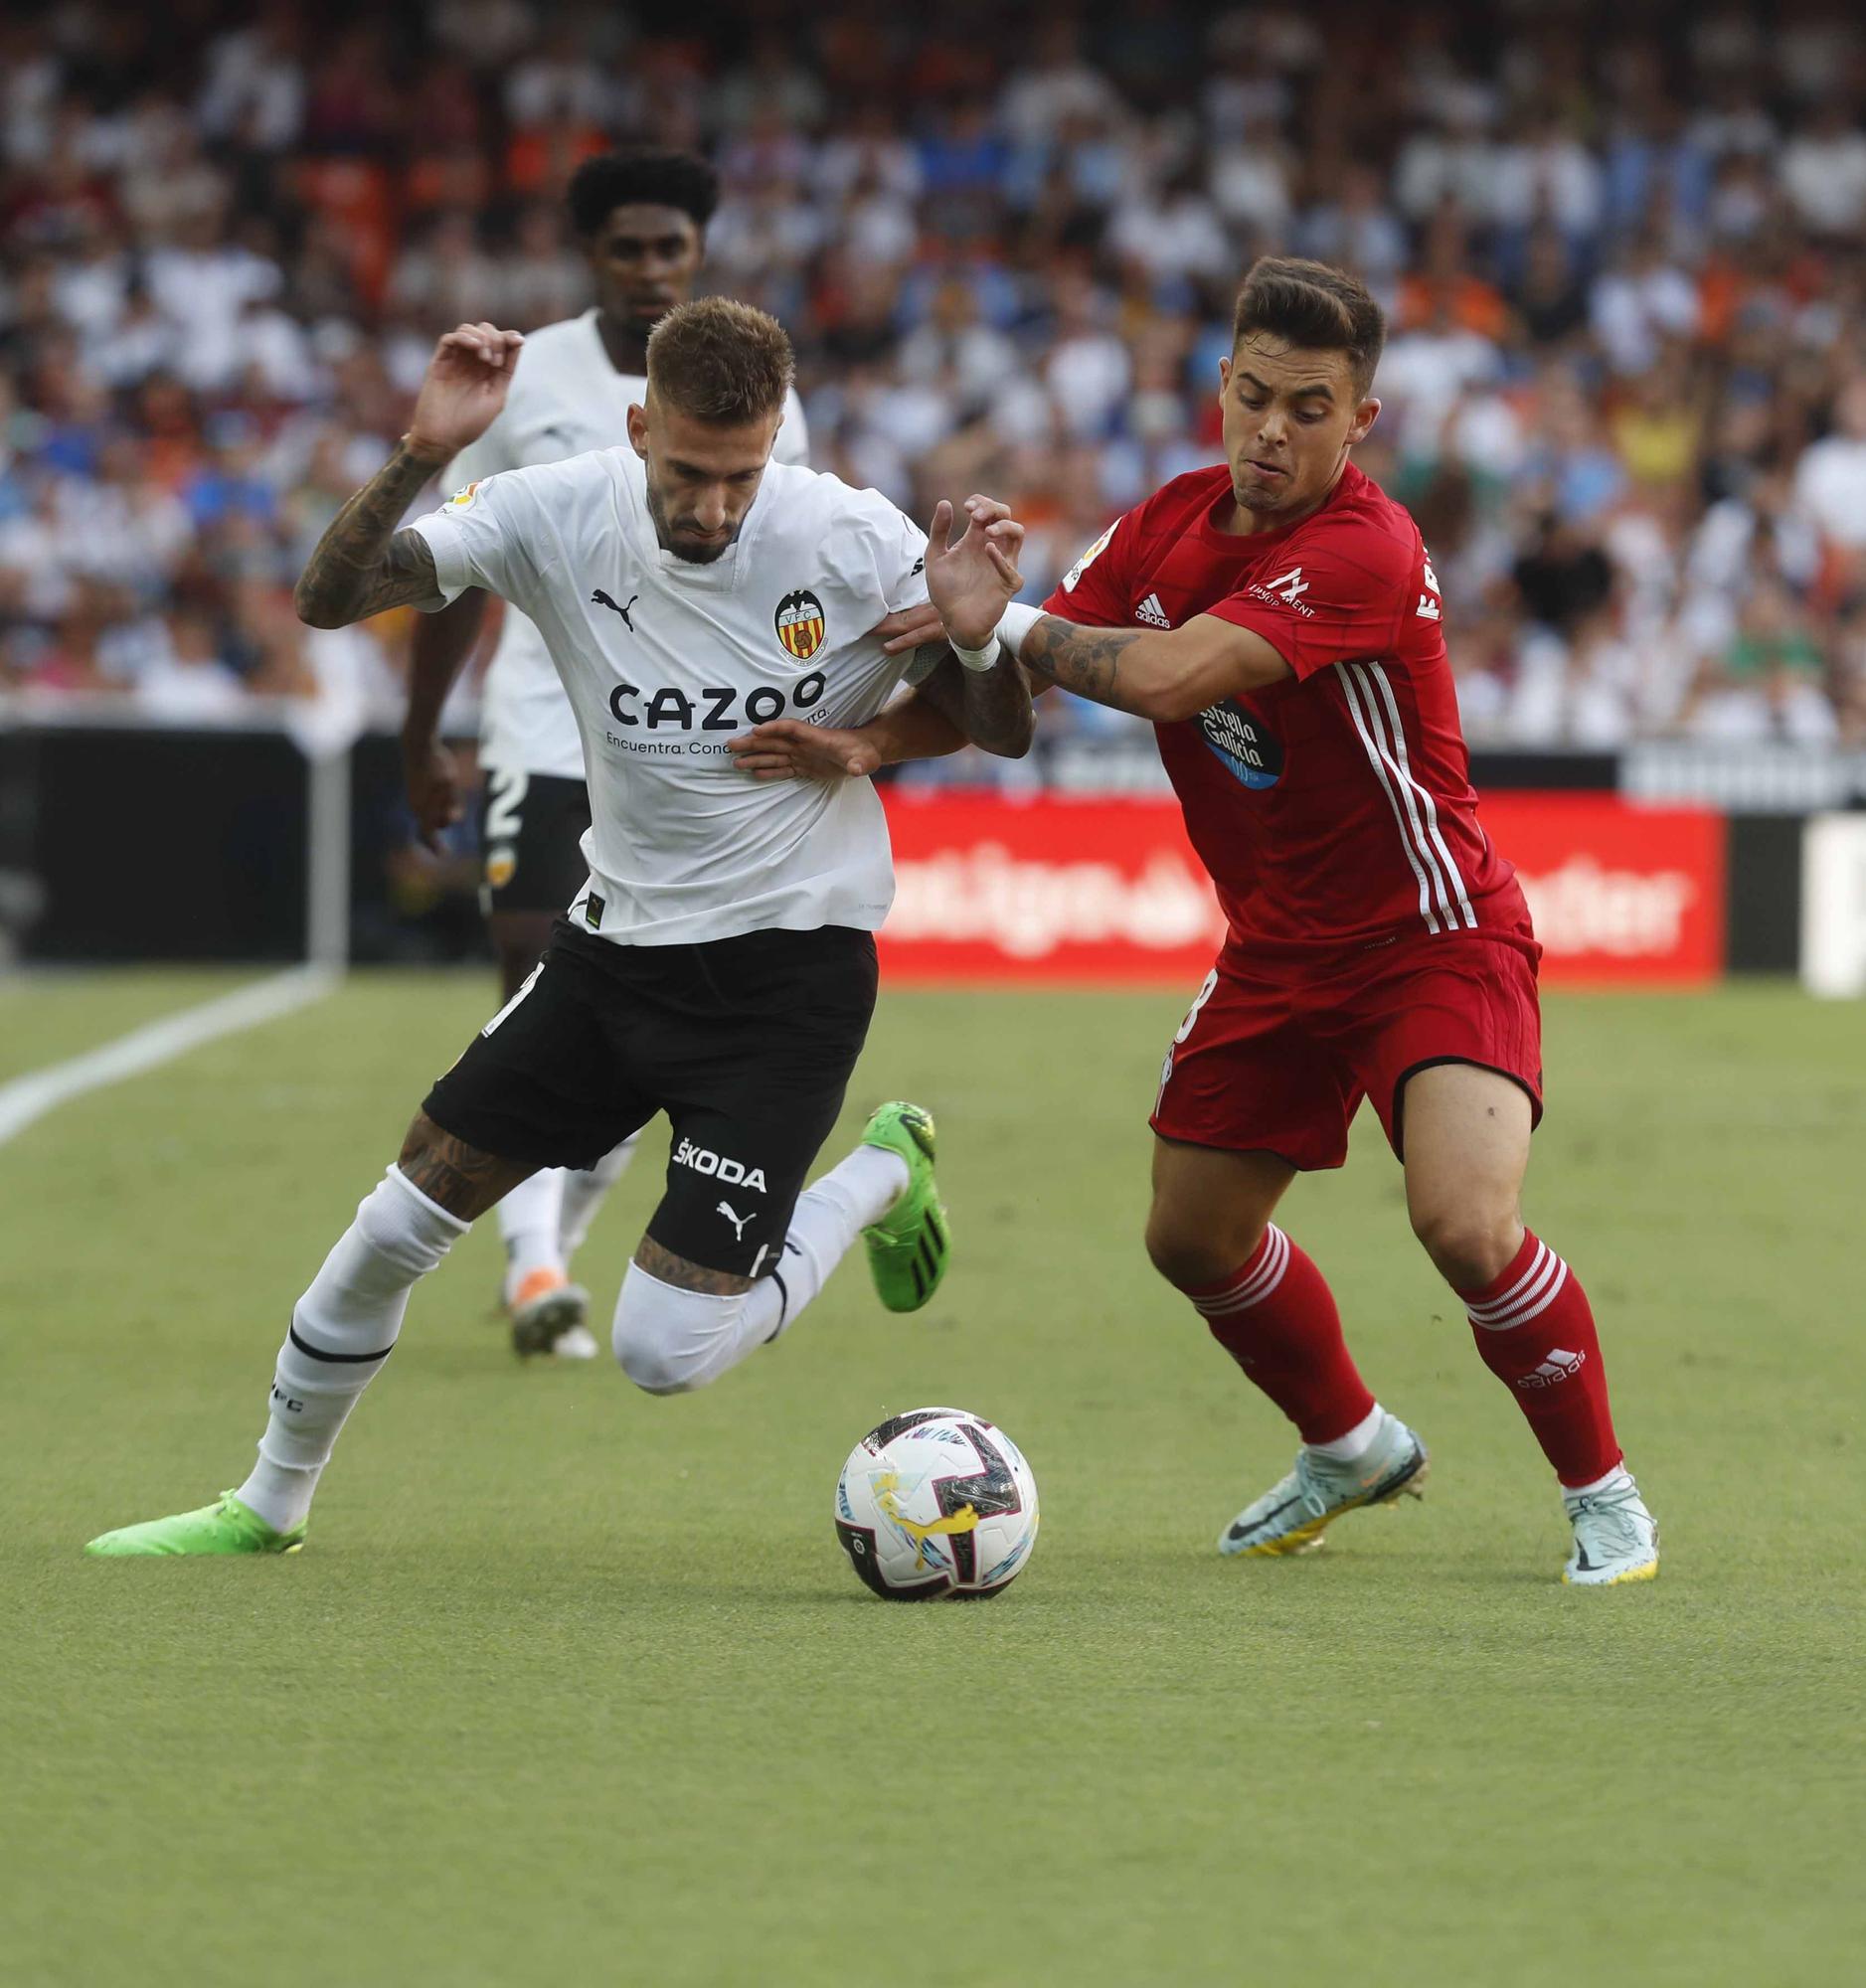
(1015, 612, 1291, 722)
(296, 319, 525, 629)
(910, 646, 1034, 757)
(293, 441, 449, 627)
(921, 487, 1284, 725)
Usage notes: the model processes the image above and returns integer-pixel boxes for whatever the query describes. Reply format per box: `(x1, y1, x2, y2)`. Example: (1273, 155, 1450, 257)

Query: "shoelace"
(1566, 1489, 1647, 1554)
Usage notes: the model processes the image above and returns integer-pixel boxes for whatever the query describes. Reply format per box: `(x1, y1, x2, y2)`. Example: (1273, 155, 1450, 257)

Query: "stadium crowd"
(4, 1, 1866, 757)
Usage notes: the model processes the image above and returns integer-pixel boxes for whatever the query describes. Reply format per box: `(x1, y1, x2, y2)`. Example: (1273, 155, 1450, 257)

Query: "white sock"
(496, 1167, 565, 1301)
(798, 1142, 909, 1234)
(237, 1168, 466, 1532)
(611, 1261, 773, 1394)
(1562, 1462, 1634, 1499)
(749, 1152, 900, 1340)
(558, 1135, 639, 1258)
(1304, 1403, 1386, 1464)
(609, 1143, 908, 1394)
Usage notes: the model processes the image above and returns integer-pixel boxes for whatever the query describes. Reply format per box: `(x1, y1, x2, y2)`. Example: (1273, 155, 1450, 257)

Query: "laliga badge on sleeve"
(1063, 522, 1115, 592)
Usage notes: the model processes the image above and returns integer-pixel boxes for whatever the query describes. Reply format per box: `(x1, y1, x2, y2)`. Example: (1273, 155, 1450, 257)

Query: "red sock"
(1459, 1232, 1622, 1487)
(1185, 1227, 1376, 1444)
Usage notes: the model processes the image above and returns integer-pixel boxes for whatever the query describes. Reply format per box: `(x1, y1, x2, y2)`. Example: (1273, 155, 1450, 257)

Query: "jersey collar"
(639, 471, 775, 588)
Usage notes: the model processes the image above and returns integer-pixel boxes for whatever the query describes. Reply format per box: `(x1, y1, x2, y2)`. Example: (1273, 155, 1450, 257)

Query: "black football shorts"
(423, 919, 879, 1276)
(476, 767, 593, 915)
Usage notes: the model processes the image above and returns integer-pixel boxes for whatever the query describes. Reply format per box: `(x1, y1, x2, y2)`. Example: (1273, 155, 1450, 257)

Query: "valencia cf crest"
(774, 588, 826, 662)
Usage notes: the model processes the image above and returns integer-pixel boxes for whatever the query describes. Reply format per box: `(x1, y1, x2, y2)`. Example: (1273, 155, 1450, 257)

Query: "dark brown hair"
(646, 297, 794, 425)
(1232, 257, 1386, 398)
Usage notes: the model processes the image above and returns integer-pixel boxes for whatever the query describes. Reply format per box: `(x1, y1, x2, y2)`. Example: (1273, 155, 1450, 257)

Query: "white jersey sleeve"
(408, 464, 570, 615)
(865, 498, 947, 688)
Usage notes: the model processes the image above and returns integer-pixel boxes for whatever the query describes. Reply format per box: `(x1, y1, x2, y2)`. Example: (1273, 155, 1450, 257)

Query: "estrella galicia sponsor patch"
(1197, 699, 1283, 789)
(774, 587, 826, 661)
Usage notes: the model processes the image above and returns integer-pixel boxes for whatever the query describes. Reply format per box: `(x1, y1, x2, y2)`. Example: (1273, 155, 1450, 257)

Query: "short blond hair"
(646, 297, 794, 425)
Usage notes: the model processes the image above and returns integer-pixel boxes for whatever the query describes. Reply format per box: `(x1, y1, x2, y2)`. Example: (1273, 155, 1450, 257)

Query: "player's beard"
(645, 477, 738, 565)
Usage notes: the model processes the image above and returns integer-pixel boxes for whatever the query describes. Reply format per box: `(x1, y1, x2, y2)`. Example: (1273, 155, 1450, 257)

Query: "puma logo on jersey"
(1134, 592, 1171, 627)
(716, 1201, 753, 1240)
(592, 588, 638, 630)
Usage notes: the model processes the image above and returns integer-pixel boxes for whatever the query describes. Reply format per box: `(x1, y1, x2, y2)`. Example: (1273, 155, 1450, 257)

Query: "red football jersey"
(1043, 460, 1529, 957)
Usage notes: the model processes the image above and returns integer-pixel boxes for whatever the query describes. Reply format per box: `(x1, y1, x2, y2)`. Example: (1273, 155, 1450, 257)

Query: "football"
(834, 1407, 1039, 1600)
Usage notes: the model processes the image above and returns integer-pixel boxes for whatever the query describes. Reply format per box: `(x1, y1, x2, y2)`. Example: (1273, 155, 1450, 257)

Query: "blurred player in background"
(779, 257, 1658, 1588)
(85, 300, 1031, 1558)
(400, 148, 936, 1360)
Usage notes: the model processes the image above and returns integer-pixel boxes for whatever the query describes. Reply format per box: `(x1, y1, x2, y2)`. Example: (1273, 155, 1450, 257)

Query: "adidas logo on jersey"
(1517, 1348, 1586, 1390)
(1134, 592, 1171, 628)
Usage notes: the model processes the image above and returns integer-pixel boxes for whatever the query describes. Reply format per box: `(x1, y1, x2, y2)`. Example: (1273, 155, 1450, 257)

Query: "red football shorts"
(1150, 930, 1544, 1170)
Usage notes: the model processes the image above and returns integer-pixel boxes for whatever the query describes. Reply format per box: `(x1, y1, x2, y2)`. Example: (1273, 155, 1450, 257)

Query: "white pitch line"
(0, 966, 339, 1147)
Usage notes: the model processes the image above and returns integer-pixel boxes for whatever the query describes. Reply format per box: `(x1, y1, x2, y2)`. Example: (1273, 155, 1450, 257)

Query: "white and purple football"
(834, 1407, 1039, 1600)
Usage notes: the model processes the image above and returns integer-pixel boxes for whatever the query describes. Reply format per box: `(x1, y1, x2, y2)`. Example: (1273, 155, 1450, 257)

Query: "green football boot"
(85, 1490, 305, 1558)
(859, 1100, 950, 1313)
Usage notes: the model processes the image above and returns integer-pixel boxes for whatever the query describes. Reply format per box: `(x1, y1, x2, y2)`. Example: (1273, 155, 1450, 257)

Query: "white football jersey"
(410, 450, 935, 947)
(446, 308, 810, 780)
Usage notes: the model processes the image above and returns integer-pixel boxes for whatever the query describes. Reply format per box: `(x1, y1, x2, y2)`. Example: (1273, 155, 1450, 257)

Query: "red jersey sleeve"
(1042, 510, 1139, 625)
(1204, 514, 1414, 681)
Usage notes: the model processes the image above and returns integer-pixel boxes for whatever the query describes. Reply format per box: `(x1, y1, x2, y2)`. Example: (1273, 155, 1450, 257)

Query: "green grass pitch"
(1, 971, 1861, 1986)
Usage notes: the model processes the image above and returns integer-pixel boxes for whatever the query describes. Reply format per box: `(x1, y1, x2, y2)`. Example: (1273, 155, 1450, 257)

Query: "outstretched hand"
(407, 322, 525, 463)
(924, 494, 1026, 651)
(728, 718, 881, 783)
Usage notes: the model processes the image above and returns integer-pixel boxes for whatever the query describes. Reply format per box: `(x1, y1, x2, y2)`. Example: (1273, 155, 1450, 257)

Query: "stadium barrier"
(877, 790, 1726, 988)
(0, 719, 1837, 987)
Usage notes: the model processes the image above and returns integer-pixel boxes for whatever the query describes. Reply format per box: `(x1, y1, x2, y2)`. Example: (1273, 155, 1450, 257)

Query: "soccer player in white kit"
(84, 301, 1030, 1558)
(401, 149, 893, 1360)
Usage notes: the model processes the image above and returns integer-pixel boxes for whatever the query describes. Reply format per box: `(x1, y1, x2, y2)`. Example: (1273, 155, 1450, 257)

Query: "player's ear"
(1217, 353, 1232, 409)
(626, 402, 648, 459)
(1348, 397, 1381, 446)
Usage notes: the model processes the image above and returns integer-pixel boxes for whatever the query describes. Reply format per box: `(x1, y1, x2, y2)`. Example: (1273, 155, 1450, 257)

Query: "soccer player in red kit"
(933, 258, 1658, 1585)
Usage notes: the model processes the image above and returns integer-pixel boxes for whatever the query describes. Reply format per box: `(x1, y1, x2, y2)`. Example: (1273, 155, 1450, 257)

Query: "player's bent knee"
(1410, 1203, 1518, 1289)
(611, 1309, 705, 1395)
(1144, 1214, 1267, 1294)
(612, 1332, 701, 1396)
(609, 1261, 743, 1396)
